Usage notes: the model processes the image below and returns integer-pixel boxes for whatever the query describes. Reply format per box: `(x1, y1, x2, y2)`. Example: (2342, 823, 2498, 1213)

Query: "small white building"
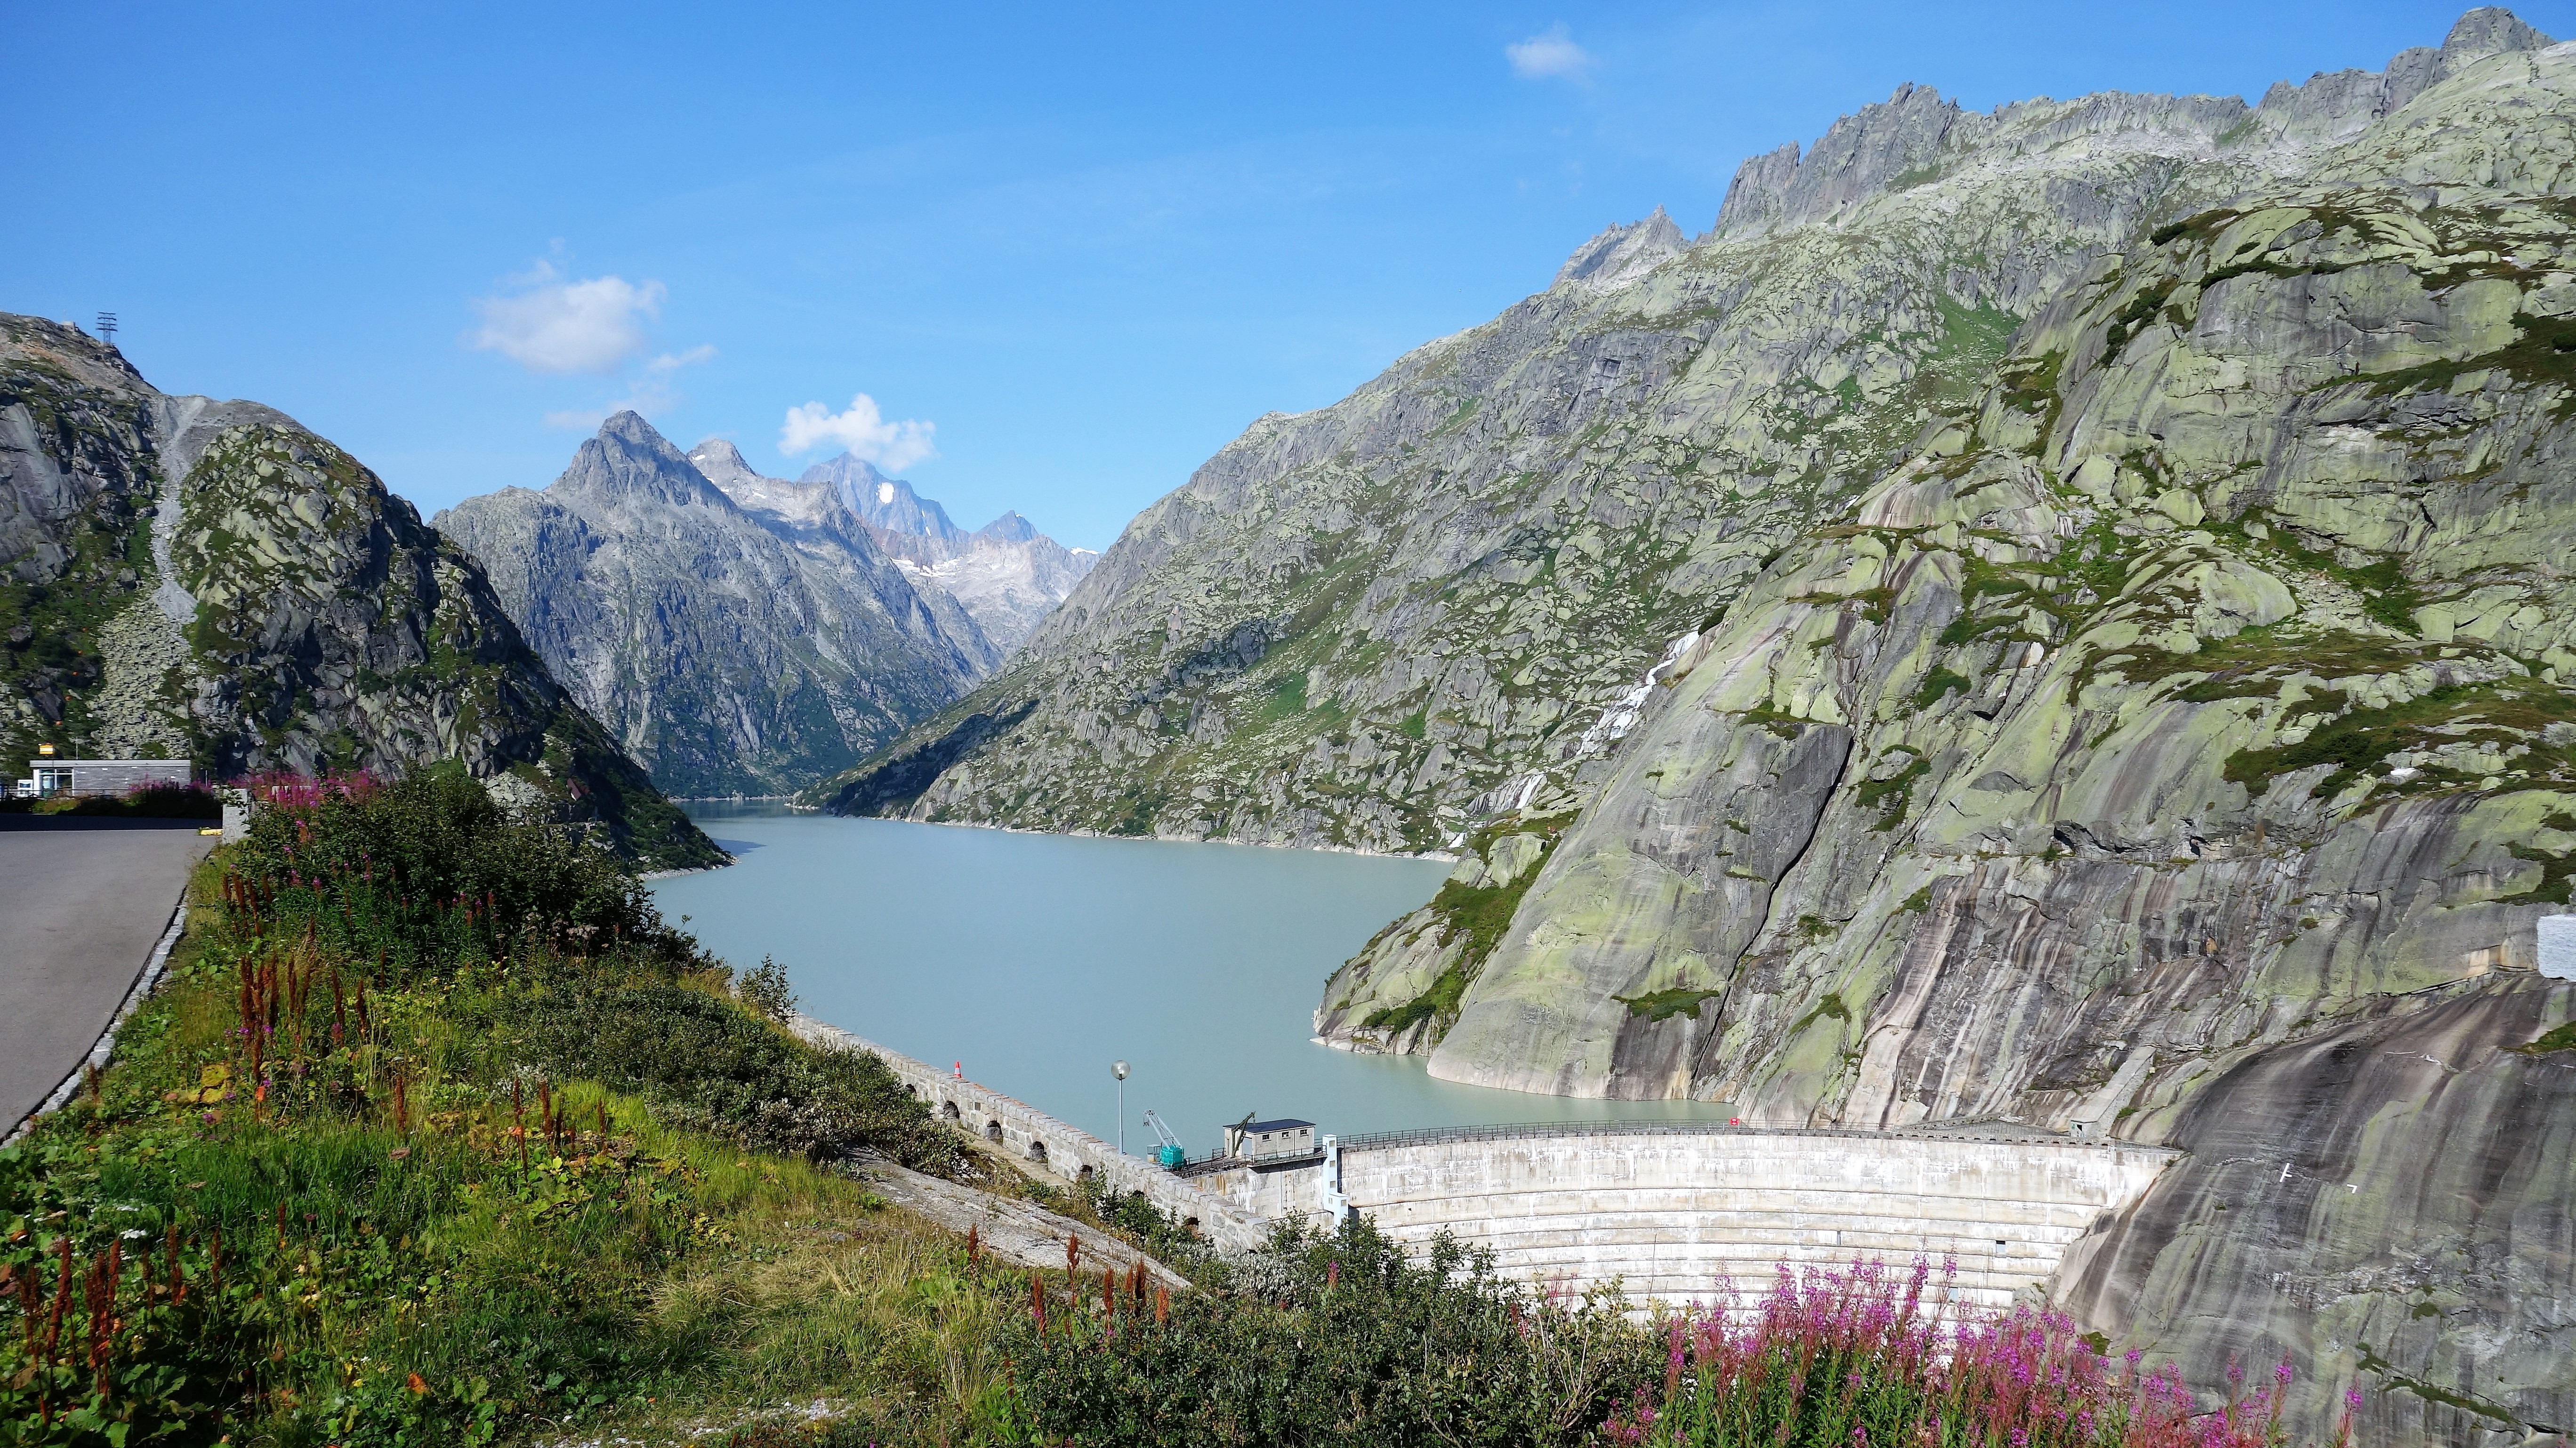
(1225, 1118, 1317, 1162)
(12, 758, 193, 799)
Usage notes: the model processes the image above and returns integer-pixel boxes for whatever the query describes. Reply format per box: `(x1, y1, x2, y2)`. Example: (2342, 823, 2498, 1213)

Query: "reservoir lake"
(652, 804, 1731, 1160)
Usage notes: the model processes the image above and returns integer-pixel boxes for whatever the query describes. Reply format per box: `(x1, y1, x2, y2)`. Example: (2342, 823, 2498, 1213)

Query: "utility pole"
(1113, 1060, 1128, 1154)
(94, 312, 117, 345)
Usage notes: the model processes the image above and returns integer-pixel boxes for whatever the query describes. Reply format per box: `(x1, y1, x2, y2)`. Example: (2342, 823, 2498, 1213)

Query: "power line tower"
(95, 312, 118, 344)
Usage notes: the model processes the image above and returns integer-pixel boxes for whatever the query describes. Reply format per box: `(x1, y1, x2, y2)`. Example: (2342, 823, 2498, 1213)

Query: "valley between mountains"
(8, 7, 2576, 1441)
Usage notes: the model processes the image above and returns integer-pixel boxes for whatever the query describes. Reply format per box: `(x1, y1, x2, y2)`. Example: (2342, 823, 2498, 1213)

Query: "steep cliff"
(810, 39, 2310, 844)
(437, 417, 998, 798)
(1352, 24, 2576, 1437)
(0, 316, 719, 869)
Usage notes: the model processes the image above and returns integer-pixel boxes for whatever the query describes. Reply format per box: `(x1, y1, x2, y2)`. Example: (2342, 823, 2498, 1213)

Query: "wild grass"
(0, 765, 1009, 1446)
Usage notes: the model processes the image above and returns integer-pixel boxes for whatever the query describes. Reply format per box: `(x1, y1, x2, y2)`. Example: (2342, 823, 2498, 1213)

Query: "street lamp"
(1113, 1061, 1128, 1155)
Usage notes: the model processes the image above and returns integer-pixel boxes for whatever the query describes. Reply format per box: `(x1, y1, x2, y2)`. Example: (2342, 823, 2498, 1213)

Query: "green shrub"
(527, 965, 954, 1170)
(998, 1218, 1655, 1446)
(225, 762, 687, 984)
(735, 955, 799, 1022)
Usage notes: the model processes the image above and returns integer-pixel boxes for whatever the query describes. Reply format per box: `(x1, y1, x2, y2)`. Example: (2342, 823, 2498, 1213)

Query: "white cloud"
(539, 346, 717, 430)
(779, 393, 937, 471)
(647, 344, 717, 373)
(467, 261, 667, 374)
(1506, 24, 1593, 80)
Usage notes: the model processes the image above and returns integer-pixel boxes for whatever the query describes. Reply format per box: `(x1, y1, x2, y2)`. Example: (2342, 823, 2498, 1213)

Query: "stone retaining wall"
(789, 1017, 1271, 1254)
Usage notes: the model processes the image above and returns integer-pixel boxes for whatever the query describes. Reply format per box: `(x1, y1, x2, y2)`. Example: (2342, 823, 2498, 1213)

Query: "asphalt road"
(0, 817, 213, 1132)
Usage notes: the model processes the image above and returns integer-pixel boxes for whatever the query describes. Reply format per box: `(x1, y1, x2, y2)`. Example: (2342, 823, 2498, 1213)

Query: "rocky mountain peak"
(975, 510, 1039, 543)
(797, 453, 966, 542)
(1713, 82, 1960, 237)
(441, 422, 1000, 798)
(559, 411, 732, 511)
(1553, 206, 1687, 291)
(686, 436, 838, 529)
(1713, 9, 2554, 240)
(2252, 6, 2553, 147)
(2445, 5, 2552, 56)
(684, 436, 759, 487)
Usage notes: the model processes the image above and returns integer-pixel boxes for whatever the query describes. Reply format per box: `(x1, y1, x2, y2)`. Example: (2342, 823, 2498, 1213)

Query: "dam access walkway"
(0, 817, 211, 1134)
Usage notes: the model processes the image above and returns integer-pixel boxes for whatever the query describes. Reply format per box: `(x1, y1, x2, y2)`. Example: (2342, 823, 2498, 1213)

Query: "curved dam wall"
(795, 1018, 2179, 1304)
(1327, 1126, 2180, 1307)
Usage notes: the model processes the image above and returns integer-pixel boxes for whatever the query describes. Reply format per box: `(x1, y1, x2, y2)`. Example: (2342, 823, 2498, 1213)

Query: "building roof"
(1242, 1118, 1313, 1133)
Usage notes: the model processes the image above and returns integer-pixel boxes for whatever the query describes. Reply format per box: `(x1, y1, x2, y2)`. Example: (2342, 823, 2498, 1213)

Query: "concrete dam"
(796, 1019, 2180, 1307)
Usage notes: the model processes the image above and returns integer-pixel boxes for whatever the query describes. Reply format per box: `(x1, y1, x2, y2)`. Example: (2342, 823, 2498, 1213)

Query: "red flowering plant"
(1601, 1257, 2348, 1448)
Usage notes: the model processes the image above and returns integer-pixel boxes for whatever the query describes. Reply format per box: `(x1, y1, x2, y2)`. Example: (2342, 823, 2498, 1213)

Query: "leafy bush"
(997, 1218, 1655, 1446)
(527, 963, 955, 1170)
(735, 955, 798, 1022)
(224, 763, 689, 983)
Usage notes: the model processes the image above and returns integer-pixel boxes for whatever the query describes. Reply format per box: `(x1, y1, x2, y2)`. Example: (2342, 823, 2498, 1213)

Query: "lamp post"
(1113, 1061, 1128, 1155)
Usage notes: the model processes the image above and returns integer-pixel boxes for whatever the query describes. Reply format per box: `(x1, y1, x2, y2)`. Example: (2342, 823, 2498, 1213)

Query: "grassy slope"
(0, 773, 1022, 1446)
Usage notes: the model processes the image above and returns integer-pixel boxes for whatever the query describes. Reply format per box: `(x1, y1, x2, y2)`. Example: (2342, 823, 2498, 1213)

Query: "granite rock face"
(437, 417, 998, 798)
(807, 24, 2352, 846)
(819, 11, 2576, 1436)
(0, 317, 719, 869)
(2056, 978, 2576, 1446)
(1418, 28, 2576, 1435)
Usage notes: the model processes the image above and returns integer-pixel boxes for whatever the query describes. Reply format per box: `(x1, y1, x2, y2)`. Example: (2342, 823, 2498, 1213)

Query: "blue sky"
(9, 1, 2561, 549)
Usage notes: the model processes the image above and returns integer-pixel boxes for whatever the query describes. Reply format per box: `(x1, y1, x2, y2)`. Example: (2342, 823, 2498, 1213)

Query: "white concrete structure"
(1319, 1125, 2177, 1308)
(793, 1019, 2178, 1306)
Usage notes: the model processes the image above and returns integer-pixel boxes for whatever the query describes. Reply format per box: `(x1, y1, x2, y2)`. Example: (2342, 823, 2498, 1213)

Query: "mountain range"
(804, 10, 2576, 1439)
(723, 448, 1095, 654)
(437, 418, 1090, 797)
(0, 319, 719, 869)
(437, 416, 994, 798)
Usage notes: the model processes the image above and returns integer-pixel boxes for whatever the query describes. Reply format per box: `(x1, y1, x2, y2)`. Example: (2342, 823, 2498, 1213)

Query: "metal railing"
(1164, 1146, 1329, 1177)
(1328, 1120, 2165, 1154)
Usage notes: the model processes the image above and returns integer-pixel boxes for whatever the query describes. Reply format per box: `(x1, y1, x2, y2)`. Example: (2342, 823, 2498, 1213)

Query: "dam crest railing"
(1328, 1121, 2176, 1154)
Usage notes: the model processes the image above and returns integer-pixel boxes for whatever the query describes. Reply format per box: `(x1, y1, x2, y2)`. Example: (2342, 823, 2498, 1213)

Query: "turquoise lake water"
(649, 804, 1732, 1159)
